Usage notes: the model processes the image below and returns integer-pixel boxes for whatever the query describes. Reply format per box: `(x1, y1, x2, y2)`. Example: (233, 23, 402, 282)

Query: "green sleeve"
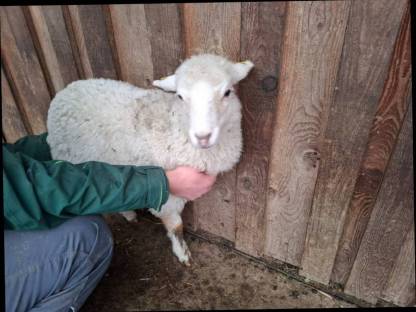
(3, 138, 170, 231)
(4, 133, 52, 161)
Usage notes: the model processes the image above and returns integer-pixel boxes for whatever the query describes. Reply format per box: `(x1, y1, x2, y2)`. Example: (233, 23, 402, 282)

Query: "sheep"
(46, 54, 254, 266)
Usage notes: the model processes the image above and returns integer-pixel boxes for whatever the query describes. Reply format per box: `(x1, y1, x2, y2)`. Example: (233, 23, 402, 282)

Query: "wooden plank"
(24, 5, 80, 95)
(65, 5, 117, 79)
(263, 1, 351, 265)
(107, 4, 153, 87)
(0, 6, 51, 134)
(300, 0, 407, 285)
(380, 225, 415, 306)
(144, 3, 184, 79)
(331, 4, 412, 286)
(344, 102, 414, 304)
(1, 68, 28, 143)
(182, 3, 241, 242)
(183, 3, 241, 61)
(234, 2, 286, 257)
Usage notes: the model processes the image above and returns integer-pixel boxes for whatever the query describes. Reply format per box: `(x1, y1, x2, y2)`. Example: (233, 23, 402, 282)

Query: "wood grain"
(144, 4, 184, 79)
(65, 5, 117, 79)
(263, 1, 350, 265)
(182, 3, 241, 242)
(183, 3, 241, 61)
(331, 4, 412, 286)
(344, 102, 413, 304)
(1, 68, 28, 143)
(234, 2, 286, 257)
(300, 0, 408, 285)
(0, 6, 51, 134)
(24, 6, 79, 95)
(380, 224, 415, 306)
(107, 4, 153, 87)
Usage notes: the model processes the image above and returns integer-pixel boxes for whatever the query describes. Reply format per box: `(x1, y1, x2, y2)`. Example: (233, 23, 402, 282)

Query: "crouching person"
(3, 133, 216, 312)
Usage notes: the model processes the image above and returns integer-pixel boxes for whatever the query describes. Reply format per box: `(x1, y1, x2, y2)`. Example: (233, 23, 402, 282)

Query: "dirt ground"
(81, 212, 356, 311)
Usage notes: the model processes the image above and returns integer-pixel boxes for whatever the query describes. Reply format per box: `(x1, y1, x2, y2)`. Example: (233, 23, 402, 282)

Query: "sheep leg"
(119, 210, 138, 222)
(160, 212, 191, 266)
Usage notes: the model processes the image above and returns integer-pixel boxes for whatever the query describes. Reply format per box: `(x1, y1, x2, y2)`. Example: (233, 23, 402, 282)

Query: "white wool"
(47, 54, 253, 245)
(47, 78, 241, 174)
(47, 54, 251, 176)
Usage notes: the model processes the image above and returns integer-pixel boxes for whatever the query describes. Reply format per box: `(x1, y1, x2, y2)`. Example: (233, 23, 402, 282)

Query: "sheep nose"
(195, 132, 212, 141)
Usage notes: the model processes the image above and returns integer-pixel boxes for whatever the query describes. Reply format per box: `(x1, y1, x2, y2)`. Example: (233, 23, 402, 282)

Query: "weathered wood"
(380, 224, 415, 307)
(344, 102, 414, 304)
(183, 3, 241, 242)
(144, 4, 184, 79)
(300, 0, 408, 285)
(263, 1, 350, 265)
(331, 4, 412, 286)
(107, 4, 153, 87)
(234, 2, 286, 257)
(65, 5, 117, 79)
(0, 6, 51, 134)
(1, 68, 28, 143)
(24, 6, 79, 95)
(183, 3, 241, 61)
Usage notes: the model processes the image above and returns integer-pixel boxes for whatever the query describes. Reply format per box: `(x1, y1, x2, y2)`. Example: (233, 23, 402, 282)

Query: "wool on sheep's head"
(153, 54, 254, 149)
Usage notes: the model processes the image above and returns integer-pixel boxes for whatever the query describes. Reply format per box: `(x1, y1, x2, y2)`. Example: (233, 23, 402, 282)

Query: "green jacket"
(3, 133, 169, 231)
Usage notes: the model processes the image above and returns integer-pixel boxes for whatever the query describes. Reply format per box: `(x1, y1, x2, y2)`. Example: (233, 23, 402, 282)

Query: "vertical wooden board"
(380, 225, 415, 306)
(65, 5, 117, 79)
(264, 1, 350, 265)
(144, 3, 184, 79)
(25, 5, 80, 95)
(182, 3, 241, 242)
(183, 3, 241, 61)
(344, 103, 414, 304)
(234, 2, 286, 257)
(300, 0, 407, 285)
(107, 4, 153, 87)
(1, 69, 28, 143)
(331, 4, 412, 286)
(0, 6, 51, 134)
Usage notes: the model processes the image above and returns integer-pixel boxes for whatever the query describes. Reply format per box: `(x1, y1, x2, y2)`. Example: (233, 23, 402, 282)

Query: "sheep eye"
(177, 94, 183, 100)
(224, 89, 231, 97)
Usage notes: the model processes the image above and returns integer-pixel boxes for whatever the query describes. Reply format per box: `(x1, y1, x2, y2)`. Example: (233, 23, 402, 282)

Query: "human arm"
(3, 136, 169, 230)
(3, 134, 216, 231)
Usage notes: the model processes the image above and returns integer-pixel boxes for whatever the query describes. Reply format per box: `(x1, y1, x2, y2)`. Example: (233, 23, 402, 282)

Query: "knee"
(60, 215, 114, 263)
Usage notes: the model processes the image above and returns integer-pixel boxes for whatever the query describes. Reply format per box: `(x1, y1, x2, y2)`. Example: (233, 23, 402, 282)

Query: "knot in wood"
(242, 177, 252, 190)
(303, 150, 321, 168)
(261, 75, 277, 92)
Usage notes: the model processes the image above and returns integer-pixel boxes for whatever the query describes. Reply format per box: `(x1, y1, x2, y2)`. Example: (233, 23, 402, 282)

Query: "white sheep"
(46, 54, 254, 266)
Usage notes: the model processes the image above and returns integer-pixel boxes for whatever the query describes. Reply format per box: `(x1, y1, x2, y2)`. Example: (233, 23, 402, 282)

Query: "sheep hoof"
(120, 211, 138, 223)
(178, 256, 191, 267)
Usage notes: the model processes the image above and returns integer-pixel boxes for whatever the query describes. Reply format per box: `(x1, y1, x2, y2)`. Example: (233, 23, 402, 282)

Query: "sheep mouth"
(198, 143, 213, 149)
(190, 139, 215, 149)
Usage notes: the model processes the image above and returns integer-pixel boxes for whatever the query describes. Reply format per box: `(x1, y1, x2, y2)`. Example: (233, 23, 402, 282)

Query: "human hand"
(165, 166, 217, 200)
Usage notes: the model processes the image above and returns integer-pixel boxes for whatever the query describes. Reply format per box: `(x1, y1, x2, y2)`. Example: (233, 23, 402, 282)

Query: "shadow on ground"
(82, 213, 355, 311)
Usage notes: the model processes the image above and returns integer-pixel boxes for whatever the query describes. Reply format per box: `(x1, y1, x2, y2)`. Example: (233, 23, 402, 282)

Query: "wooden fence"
(1, 2, 413, 306)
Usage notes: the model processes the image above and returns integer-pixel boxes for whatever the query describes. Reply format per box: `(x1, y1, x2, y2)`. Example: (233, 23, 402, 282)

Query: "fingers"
(165, 166, 218, 201)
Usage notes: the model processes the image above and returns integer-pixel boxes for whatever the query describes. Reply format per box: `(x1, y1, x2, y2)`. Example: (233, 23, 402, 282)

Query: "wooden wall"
(1, 2, 413, 306)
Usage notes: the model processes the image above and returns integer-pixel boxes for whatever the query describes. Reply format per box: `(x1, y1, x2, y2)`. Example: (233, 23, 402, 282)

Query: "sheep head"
(153, 54, 254, 149)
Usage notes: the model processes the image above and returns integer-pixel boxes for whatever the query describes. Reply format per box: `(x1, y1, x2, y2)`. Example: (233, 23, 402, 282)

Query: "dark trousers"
(5, 215, 114, 312)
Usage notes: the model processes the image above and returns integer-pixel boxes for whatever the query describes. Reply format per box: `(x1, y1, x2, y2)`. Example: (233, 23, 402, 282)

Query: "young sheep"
(46, 54, 254, 266)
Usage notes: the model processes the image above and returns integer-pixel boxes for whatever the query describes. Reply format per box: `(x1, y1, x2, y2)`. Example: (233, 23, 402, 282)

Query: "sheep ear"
(152, 74, 177, 92)
(230, 60, 254, 84)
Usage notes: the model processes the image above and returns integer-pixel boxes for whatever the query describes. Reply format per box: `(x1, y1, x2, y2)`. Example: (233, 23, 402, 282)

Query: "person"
(3, 132, 217, 312)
